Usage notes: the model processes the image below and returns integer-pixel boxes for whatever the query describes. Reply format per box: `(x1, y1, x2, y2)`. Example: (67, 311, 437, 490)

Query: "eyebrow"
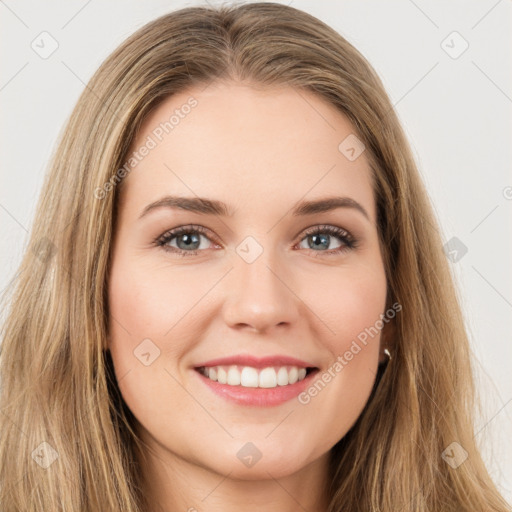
(138, 195, 370, 221)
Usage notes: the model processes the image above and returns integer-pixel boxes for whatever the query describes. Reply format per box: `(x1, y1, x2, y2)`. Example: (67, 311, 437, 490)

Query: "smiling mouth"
(195, 365, 319, 389)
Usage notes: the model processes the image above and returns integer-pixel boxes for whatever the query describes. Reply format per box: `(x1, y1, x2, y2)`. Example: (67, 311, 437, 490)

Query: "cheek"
(106, 256, 192, 433)
(107, 255, 172, 377)
(108, 257, 192, 338)
(337, 278, 386, 349)
(294, 264, 386, 422)
(107, 255, 218, 379)
(303, 263, 387, 357)
(296, 265, 387, 444)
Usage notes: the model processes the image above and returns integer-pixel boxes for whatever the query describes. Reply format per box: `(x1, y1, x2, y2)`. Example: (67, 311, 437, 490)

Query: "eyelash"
(154, 224, 358, 258)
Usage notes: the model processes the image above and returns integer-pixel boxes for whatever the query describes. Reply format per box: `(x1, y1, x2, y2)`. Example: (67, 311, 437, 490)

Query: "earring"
(383, 348, 392, 362)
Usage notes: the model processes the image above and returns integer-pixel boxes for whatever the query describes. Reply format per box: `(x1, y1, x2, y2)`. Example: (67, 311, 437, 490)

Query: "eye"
(295, 224, 358, 255)
(154, 224, 217, 256)
(154, 224, 358, 257)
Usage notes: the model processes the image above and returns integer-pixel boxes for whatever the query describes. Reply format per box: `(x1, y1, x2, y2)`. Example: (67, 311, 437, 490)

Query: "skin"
(107, 81, 390, 512)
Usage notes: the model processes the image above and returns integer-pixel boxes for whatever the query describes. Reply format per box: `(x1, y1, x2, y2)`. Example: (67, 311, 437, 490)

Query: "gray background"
(1, 0, 511, 502)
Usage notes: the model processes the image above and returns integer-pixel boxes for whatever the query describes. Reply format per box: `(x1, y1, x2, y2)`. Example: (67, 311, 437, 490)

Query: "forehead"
(119, 82, 375, 222)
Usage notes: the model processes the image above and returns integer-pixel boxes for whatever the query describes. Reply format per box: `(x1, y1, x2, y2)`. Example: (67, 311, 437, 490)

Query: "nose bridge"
(223, 234, 299, 332)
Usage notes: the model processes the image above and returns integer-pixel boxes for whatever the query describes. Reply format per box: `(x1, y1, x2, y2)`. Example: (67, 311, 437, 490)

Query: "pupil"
(178, 233, 200, 250)
(310, 234, 328, 250)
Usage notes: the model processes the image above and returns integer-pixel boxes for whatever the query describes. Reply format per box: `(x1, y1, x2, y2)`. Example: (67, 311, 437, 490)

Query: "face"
(107, 81, 388, 481)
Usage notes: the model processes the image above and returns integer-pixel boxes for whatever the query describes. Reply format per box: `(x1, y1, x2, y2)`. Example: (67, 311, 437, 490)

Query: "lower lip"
(193, 368, 319, 407)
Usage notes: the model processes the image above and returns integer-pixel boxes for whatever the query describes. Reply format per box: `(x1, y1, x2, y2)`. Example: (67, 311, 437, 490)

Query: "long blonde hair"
(0, 3, 509, 511)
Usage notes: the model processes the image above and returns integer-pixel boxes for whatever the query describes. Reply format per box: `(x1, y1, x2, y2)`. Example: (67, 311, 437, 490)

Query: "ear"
(378, 316, 396, 364)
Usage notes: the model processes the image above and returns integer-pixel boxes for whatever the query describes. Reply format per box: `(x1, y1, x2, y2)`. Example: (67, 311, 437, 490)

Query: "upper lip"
(194, 354, 318, 369)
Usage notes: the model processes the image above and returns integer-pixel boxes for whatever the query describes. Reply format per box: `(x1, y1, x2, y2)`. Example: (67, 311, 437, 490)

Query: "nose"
(222, 248, 301, 334)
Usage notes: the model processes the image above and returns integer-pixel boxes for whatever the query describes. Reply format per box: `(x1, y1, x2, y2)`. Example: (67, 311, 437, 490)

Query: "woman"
(0, 3, 510, 511)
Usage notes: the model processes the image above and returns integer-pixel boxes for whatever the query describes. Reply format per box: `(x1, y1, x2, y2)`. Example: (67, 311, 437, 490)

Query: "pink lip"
(193, 368, 320, 407)
(193, 354, 317, 369)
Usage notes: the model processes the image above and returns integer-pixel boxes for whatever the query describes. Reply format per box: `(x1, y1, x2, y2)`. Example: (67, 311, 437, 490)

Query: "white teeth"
(276, 367, 289, 386)
(227, 366, 241, 386)
(200, 365, 310, 388)
(217, 367, 227, 384)
(259, 367, 277, 388)
(240, 367, 259, 387)
(288, 366, 298, 384)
